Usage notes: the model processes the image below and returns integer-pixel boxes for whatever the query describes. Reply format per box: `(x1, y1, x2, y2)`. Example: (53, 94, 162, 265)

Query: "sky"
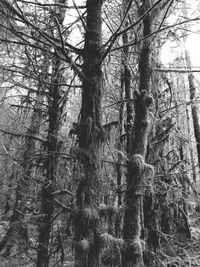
(65, 0, 200, 67)
(161, 0, 200, 67)
(161, 28, 200, 67)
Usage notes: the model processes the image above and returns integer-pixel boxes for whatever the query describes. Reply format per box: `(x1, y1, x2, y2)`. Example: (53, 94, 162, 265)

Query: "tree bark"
(116, 82, 125, 208)
(122, 1, 154, 266)
(187, 71, 200, 171)
(73, 1, 103, 267)
(36, 61, 61, 267)
(36, 1, 66, 266)
(122, 0, 133, 155)
(182, 0, 200, 175)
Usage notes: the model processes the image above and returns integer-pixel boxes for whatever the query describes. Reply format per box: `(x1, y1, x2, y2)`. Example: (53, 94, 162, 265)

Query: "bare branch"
(72, 0, 86, 30)
(52, 189, 75, 196)
(101, 0, 165, 61)
(112, 17, 200, 52)
(54, 198, 72, 212)
(17, 1, 86, 9)
(0, 128, 46, 143)
(103, 98, 134, 109)
(155, 68, 200, 73)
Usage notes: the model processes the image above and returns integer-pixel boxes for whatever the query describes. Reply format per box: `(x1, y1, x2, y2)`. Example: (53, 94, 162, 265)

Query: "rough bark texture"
(36, 60, 61, 266)
(36, 1, 66, 266)
(116, 84, 125, 207)
(187, 72, 200, 167)
(122, 1, 154, 266)
(116, 0, 132, 209)
(122, 0, 133, 155)
(122, 92, 153, 267)
(73, 1, 103, 267)
(191, 104, 200, 164)
(182, 0, 200, 173)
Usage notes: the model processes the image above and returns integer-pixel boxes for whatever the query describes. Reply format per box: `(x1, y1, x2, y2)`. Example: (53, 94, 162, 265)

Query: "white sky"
(161, 0, 200, 66)
(161, 29, 200, 67)
(66, 1, 200, 67)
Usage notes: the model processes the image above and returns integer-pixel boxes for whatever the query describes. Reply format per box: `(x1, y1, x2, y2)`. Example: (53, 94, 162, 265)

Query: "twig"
(103, 98, 134, 109)
(52, 189, 75, 196)
(0, 128, 46, 142)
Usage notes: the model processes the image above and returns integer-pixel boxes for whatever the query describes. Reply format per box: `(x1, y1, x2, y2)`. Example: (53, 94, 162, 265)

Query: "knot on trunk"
(134, 90, 154, 109)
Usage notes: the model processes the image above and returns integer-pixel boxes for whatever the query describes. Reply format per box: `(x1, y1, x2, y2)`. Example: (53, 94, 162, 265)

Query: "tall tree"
(182, 1, 200, 173)
(122, 0, 133, 155)
(122, 1, 169, 266)
(36, 1, 67, 266)
(73, 0, 103, 266)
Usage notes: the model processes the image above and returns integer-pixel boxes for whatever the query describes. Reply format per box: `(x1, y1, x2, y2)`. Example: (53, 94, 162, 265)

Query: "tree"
(182, 0, 200, 174)
(36, 3, 66, 264)
(122, 1, 169, 266)
(73, 1, 103, 266)
(1, 0, 200, 266)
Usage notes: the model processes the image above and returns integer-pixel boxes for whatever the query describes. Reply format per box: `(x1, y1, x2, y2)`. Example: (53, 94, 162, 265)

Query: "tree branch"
(0, 129, 46, 142)
(155, 68, 200, 73)
(101, 0, 165, 61)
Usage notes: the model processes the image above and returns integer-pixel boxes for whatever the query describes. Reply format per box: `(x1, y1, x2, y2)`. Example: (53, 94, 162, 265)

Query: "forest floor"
(157, 214, 200, 267)
(161, 234, 200, 267)
(0, 219, 199, 266)
(0, 236, 200, 267)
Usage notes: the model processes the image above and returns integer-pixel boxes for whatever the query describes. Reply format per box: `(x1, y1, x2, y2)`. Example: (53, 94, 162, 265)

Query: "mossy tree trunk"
(36, 58, 62, 267)
(122, 1, 155, 266)
(122, 0, 133, 156)
(73, 1, 103, 267)
(36, 1, 66, 266)
(116, 0, 133, 209)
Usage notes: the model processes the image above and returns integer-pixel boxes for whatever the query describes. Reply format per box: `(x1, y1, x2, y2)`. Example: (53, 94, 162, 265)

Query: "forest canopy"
(0, 0, 200, 266)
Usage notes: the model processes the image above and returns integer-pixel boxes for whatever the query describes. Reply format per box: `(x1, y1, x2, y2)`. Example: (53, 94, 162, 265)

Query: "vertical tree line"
(0, 0, 200, 266)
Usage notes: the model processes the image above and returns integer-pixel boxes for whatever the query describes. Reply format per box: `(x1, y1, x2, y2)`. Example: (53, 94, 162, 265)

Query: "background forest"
(0, 0, 200, 266)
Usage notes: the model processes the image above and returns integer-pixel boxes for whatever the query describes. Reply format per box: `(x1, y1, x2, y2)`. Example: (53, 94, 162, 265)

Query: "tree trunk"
(122, 1, 154, 266)
(0, 86, 43, 257)
(184, 49, 200, 170)
(186, 99, 197, 182)
(36, 1, 66, 266)
(122, 0, 133, 155)
(182, 0, 200, 174)
(187, 71, 200, 170)
(73, 1, 103, 266)
(36, 57, 63, 267)
(116, 0, 133, 209)
(116, 82, 124, 208)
